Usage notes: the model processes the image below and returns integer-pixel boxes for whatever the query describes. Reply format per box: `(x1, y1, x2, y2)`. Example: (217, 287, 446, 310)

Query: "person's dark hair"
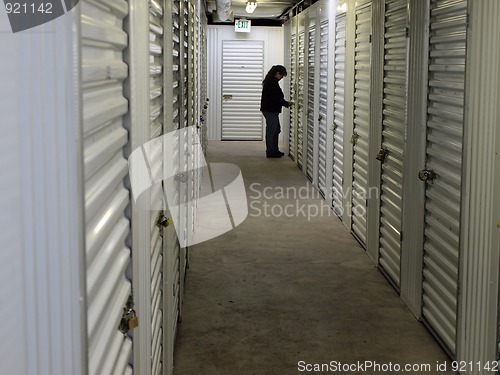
(263, 65, 288, 86)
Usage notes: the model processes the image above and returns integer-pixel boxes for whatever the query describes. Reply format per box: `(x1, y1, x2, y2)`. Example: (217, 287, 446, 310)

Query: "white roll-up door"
(306, 24, 316, 181)
(332, 14, 346, 218)
(165, 0, 182, 366)
(81, 0, 133, 374)
(149, 1, 165, 374)
(179, 0, 191, 316)
(288, 33, 297, 161)
(317, 20, 329, 197)
(420, 0, 467, 357)
(221, 40, 264, 140)
(377, 0, 409, 289)
(297, 31, 306, 169)
(351, 0, 372, 246)
(172, 2, 181, 132)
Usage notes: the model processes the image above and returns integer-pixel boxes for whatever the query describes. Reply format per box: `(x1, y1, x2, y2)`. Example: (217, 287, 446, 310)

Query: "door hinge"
(400, 231, 403, 242)
(405, 27, 409, 38)
(465, 13, 470, 28)
(369, 34, 372, 44)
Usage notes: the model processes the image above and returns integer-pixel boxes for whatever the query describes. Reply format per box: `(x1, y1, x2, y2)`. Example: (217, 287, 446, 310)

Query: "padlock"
(128, 309, 139, 330)
(376, 148, 388, 162)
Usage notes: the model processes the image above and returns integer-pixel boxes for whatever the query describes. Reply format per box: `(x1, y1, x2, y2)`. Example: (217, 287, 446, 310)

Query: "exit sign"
(235, 19, 251, 33)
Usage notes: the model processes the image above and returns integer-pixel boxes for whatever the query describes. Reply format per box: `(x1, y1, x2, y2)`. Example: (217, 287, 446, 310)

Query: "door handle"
(418, 169, 437, 183)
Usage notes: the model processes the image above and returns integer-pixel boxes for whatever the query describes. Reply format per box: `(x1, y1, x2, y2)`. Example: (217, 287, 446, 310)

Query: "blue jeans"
(262, 111, 281, 156)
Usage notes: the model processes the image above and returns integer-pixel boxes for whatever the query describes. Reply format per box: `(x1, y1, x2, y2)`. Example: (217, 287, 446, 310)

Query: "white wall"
(207, 25, 285, 140)
(0, 8, 85, 375)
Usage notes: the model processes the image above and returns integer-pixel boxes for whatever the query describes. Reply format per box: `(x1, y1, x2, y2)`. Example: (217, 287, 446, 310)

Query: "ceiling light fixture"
(246, 1, 257, 13)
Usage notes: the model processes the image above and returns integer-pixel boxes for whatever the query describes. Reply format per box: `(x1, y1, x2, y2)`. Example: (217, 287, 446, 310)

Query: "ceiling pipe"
(216, 0, 232, 21)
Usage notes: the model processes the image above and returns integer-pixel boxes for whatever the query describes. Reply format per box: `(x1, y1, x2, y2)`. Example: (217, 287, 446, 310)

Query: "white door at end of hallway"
(222, 40, 264, 140)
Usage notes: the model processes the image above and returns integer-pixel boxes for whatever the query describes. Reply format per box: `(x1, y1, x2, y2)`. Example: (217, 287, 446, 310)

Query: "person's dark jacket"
(260, 77, 289, 113)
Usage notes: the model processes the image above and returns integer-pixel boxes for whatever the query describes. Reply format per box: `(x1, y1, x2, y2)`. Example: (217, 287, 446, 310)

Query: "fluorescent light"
(246, 1, 257, 13)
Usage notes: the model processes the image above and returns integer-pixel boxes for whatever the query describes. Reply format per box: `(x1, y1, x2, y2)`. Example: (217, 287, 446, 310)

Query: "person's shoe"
(277, 151, 285, 156)
(266, 153, 283, 158)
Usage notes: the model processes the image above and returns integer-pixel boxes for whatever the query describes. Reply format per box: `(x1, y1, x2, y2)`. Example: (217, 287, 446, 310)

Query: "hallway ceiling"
(206, 0, 305, 20)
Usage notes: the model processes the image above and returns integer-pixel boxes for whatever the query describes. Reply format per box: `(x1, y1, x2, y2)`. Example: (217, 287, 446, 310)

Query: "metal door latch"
(418, 169, 437, 183)
(156, 212, 172, 228)
(223, 94, 233, 100)
(330, 123, 337, 131)
(350, 133, 359, 145)
(175, 172, 188, 183)
(376, 148, 388, 162)
(318, 115, 323, 122)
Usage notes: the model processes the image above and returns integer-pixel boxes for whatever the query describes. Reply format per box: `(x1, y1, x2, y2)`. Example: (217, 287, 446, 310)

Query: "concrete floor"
(173, 140, 454, 375)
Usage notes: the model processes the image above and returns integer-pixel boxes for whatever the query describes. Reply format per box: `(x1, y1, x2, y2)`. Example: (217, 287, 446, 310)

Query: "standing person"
(260, 65, 293, 158)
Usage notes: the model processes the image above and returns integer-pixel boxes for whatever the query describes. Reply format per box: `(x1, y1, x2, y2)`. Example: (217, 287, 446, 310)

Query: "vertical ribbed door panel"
(167, 0, 182, 362)
(296, 31, 305, 169)
(332, 14, 346, 218)
(81, 0, 133, 374)
(317, 20, 329, 197)
(377, 0, 408, 289)
(306, 24, 316, 180)
(288, 34, 297, 160)
(421, 0, 467, 358)
(149, 1, 165, 374)
(351, 0, 372, 247)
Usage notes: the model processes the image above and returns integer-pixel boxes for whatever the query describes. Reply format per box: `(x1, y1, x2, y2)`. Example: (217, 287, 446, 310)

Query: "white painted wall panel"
(458, 0, 500, 370)
(0, 9, 85, 375)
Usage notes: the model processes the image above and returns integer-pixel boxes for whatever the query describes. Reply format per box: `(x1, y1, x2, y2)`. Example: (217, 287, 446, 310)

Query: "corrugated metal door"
(81, 0, 133, 374)
(221, 40, 264, 140)
(332, 14, 346, 218)
(288, 33, 297, 161)
(178, 0, 191, 319)
(306, 23, 316, 180)
(377, 0, 408, 289)
(317, 20, 329, 197)
(296, 31, 305, 169)
(351, 0, 372, 246)
(165, 0, 182, 368)
(420, 0, 467, 357)
(149, 1, 165, 374)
